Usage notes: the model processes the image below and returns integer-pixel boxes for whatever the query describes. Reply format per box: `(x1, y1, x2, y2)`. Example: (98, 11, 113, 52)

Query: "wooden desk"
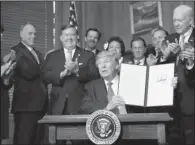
(39, 113, 172, 145)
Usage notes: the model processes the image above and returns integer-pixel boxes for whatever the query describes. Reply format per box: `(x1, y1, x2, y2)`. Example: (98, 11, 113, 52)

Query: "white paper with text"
(118, 64, 147, 106)
(147, 63, 175, 106)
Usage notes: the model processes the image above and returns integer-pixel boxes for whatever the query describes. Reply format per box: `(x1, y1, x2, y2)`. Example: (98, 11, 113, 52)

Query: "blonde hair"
(95, 50, 119, 66)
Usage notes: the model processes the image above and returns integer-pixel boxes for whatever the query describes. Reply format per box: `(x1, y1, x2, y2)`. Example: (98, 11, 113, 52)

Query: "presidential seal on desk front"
(86, 110, 121, 144)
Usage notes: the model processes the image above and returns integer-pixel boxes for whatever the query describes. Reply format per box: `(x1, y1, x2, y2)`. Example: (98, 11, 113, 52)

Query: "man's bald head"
(20, 22, 36, 47)
(173, 5, 194, 34)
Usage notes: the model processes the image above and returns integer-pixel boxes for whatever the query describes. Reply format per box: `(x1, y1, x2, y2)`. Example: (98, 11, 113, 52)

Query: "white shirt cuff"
(186, 63, 194, 70)
(160, 57, 167, 62)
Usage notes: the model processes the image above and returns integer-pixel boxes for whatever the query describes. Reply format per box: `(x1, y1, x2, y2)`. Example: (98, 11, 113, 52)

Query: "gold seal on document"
(86, 110, 121, 145)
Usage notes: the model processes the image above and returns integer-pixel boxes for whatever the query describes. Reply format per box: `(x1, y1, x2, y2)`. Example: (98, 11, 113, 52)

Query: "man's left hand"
(171, 77, 178, 89)
(65, 58, 79, 74)
(180, 46, 194, 66)
(147, 54, 158, 66)
(105, 95, 126, 110)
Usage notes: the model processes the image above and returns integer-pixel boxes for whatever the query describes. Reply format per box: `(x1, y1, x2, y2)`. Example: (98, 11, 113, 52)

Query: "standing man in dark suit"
(147, 26, 169, 57)
(146, 26, 177, 65)
(10, 22, 48, 145)
(1, 24, 16, 144)
(42, 25, 99, 115)
(125, 37, 148, 66)
(165, 5, 194, 145)
(84, 28, 101, 55)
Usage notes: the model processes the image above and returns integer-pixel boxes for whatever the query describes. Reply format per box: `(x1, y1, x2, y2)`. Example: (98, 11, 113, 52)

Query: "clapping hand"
(3, 50, 16, 63)
(65, 58, 79, 74)
(4, 62, 16, 76)
(1, 50, 17, 77)
(1, 61, 12, 77)
(147, 54, 158, 66)
(159, 40, 171, 60)
(171, 77, 178, 89)
(179, 43, 194, 66)
(167, 39, 181, 54)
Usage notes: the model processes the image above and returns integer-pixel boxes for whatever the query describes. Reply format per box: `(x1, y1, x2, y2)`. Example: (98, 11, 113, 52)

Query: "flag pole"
(73, 1, 80, 47)
(73, 1, 79, 26)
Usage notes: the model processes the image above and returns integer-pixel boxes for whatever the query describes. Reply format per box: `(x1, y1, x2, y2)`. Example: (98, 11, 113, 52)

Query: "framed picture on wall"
(130, 1, 163, 34)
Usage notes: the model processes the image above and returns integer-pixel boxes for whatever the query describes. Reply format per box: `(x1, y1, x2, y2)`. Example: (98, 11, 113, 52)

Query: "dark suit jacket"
(1, 77, 12, 139)
(42, 47, 99, 115)
(165, 28, 195, 115)
(79, 78, 132, 114)
(122, 55, 148, 65)
(95, 49, 100, 55)
(11, 42, 48, 113)
(145, 46, 156, 57)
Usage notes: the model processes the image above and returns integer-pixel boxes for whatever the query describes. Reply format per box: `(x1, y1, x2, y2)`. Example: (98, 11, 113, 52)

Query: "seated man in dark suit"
(79, 50, 127, 114)
(165, 5, 194, 145)
(79, 51, 178, 145)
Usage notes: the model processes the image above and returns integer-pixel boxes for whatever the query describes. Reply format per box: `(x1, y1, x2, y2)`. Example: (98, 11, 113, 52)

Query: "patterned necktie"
(66, 50, 72, 62)
(178, 35, 186, 65)
(107, 82, 114, 102)
(30, 48, 40, 64)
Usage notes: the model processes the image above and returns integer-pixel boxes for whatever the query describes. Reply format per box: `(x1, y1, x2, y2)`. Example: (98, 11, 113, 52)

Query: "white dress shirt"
(179, 27, 193, 45)
(64, 48, 76, 60)
(85, 48, 97, 55)
(22, 42, 40, 64)
(134, 57, 145, 66)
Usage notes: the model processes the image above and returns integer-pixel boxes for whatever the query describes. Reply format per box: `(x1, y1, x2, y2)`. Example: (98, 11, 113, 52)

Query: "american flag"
(69, 1, 80, 45)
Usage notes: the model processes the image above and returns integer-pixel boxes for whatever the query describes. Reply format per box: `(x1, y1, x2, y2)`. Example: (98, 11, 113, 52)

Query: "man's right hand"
(147, 54, 158, 66)
(160, 41, 171, 61)
(105, 95, 126, 110)
(60, 67, 71, 79)
(3, 53, 12, 63)
(167, 39, 181, 54)
(4, 62, 16, 76)
(3, 50, 16, 63)
(1, 61, 12, 77)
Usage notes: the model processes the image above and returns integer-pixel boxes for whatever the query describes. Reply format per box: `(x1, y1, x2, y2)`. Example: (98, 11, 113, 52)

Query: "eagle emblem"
(86, 110, 121, 144)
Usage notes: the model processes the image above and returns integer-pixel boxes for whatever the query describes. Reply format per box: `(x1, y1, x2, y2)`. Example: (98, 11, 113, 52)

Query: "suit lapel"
(96, 78, 108, 105)
(19, 42, 39, 65)
(72, 46, 81, 61)
(59, 48, 66, 68)
(144, 58, 147, 65)
(35, 51, 42, 64)
(188, 28, 194, 46)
